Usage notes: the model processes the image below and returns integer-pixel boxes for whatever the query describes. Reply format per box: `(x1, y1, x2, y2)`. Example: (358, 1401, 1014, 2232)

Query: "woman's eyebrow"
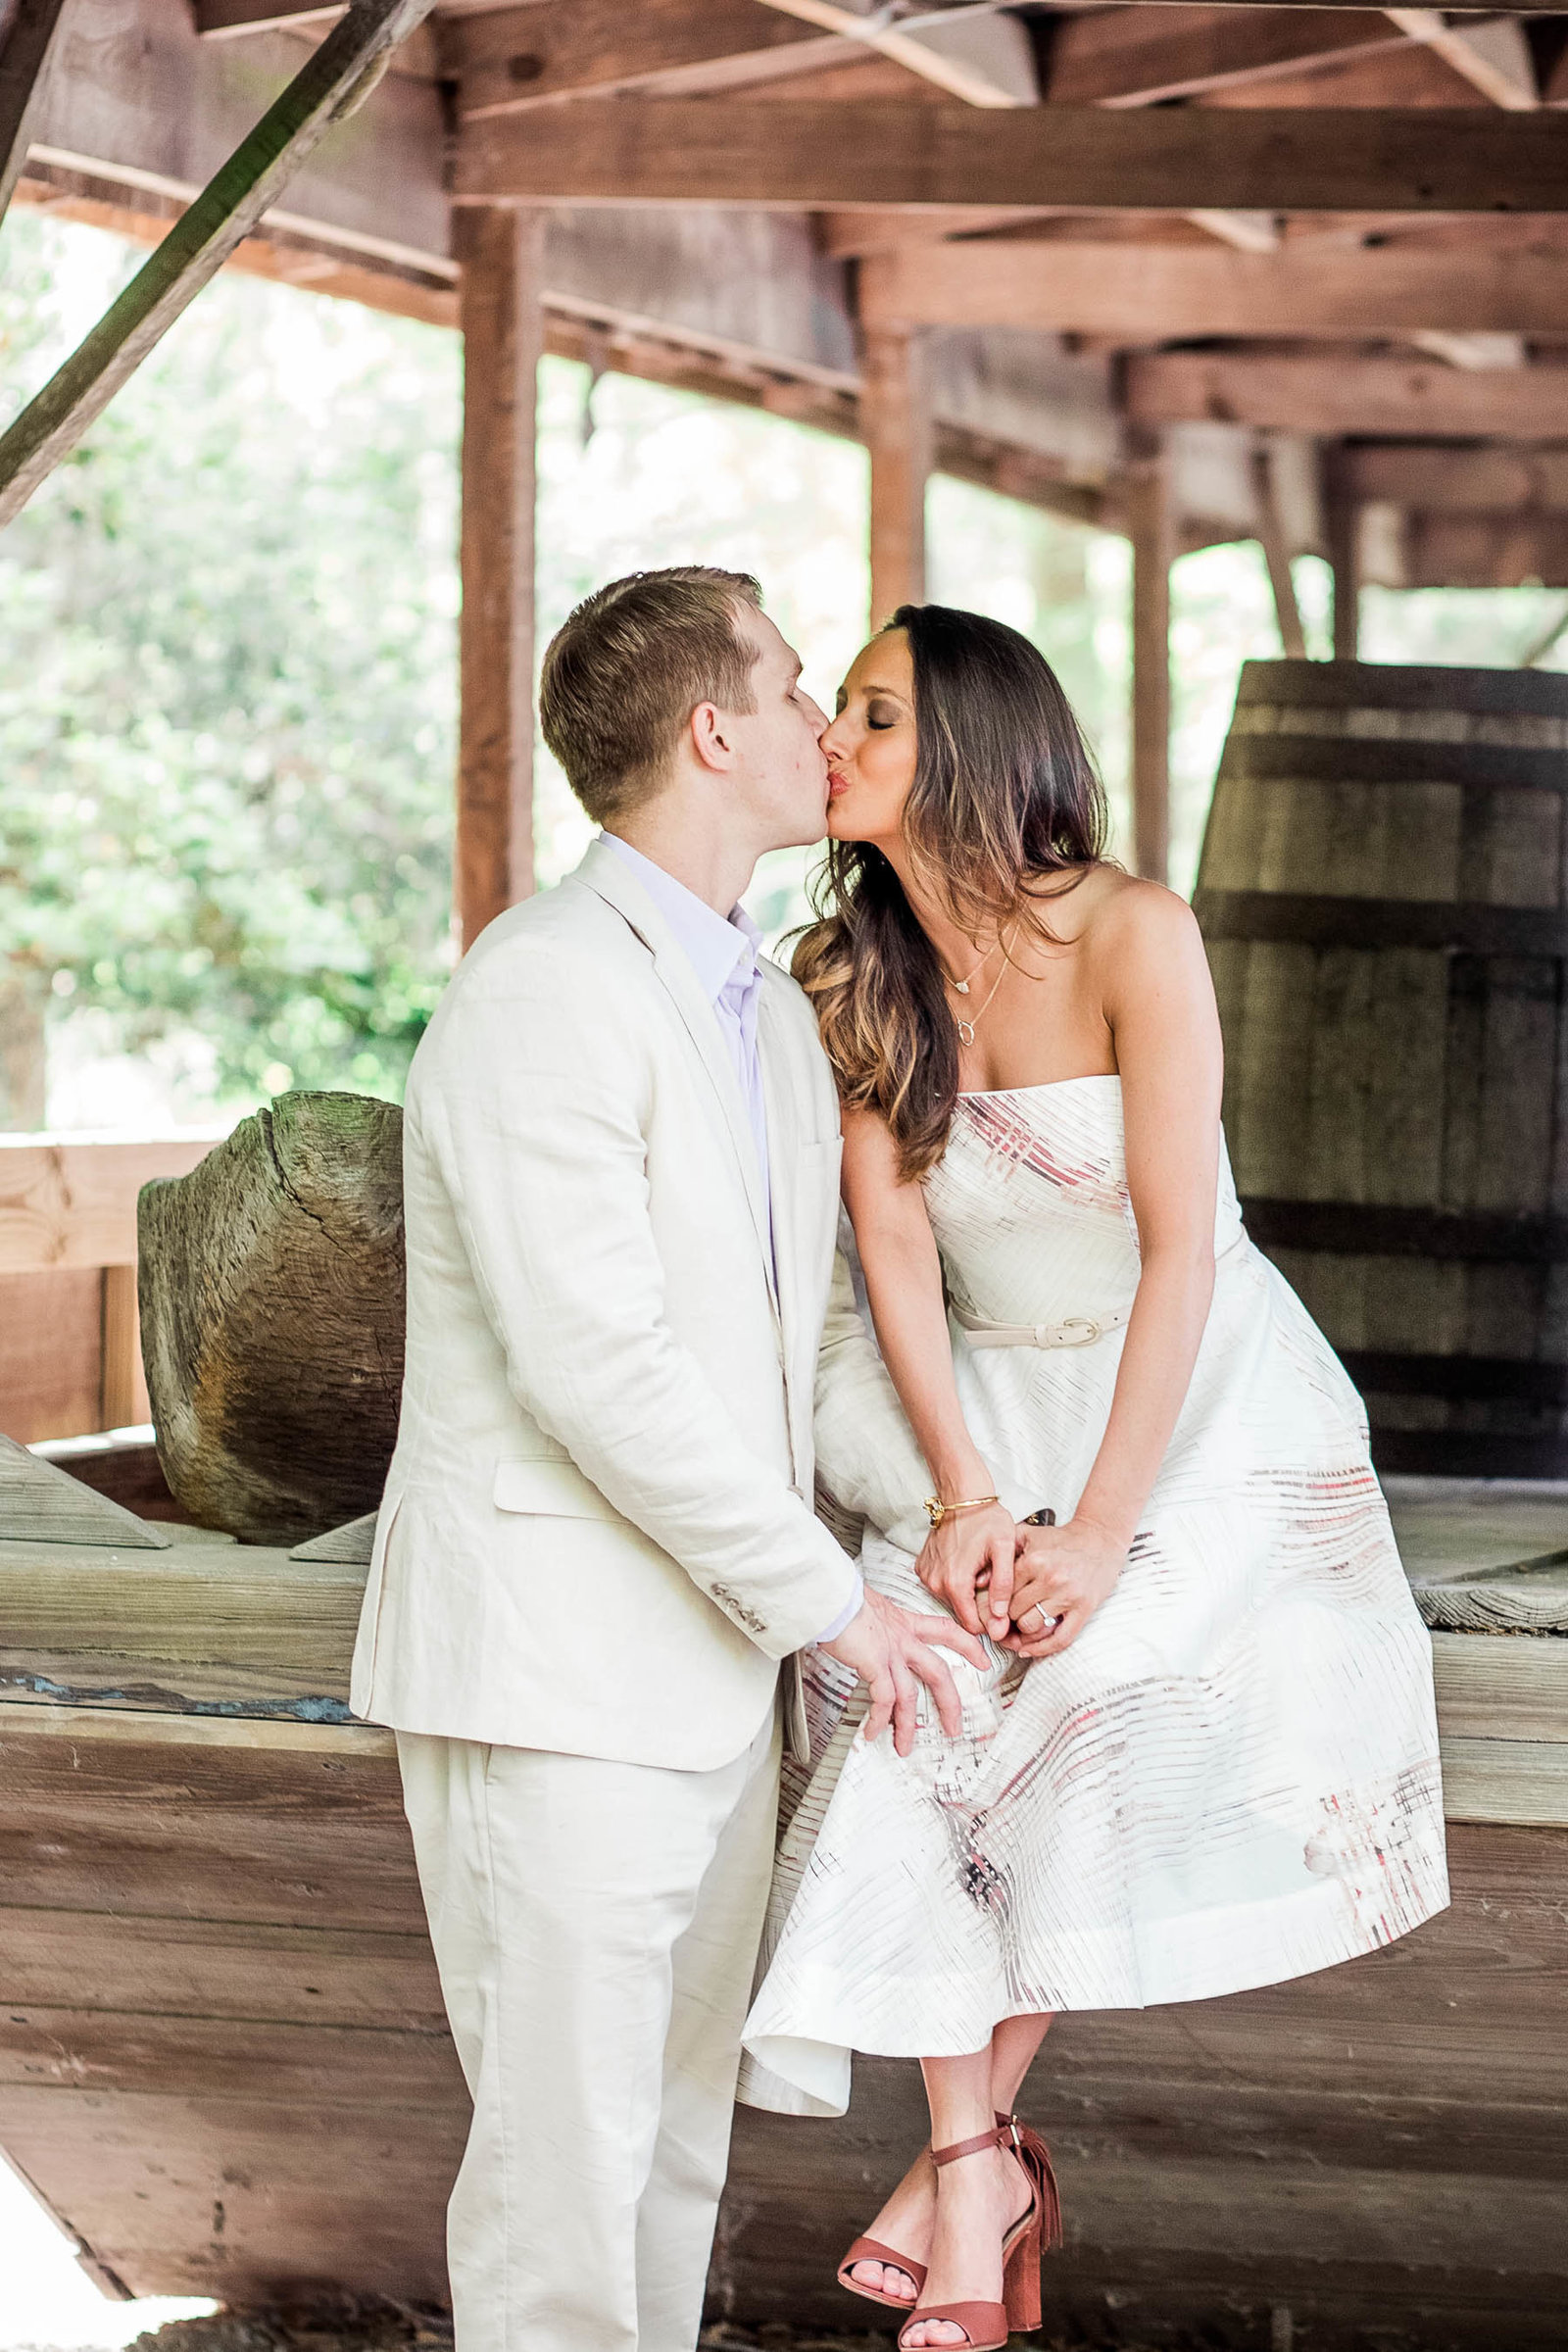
(859, 682, 907, 702)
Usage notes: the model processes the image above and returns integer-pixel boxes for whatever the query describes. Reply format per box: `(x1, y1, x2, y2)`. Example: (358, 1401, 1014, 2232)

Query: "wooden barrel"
(1195, 657, 1568, 1478)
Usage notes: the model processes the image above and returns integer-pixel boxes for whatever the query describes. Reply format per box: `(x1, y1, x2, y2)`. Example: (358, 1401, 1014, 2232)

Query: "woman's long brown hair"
(793, 602, 1109, 1180)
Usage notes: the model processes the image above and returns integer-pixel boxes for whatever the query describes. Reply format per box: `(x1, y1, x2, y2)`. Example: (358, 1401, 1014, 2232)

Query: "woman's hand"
(913, 1500, 1019, 1641)
(1003, 1515, 1129, 1658)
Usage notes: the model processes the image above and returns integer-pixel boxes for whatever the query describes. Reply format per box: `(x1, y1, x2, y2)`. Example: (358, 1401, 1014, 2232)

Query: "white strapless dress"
(741, 1077, 1449, 2118)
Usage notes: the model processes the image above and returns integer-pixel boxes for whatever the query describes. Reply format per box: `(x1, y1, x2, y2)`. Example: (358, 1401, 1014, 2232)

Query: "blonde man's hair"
(539, 565, 763, 824)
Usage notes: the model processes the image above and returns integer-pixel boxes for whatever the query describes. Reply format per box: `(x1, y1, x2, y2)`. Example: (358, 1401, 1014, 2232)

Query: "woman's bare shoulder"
(1041, 865, 1199, 954)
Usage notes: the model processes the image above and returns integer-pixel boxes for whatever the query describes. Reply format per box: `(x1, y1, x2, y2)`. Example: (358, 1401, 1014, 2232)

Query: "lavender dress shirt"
(602, 835, 862, 1645)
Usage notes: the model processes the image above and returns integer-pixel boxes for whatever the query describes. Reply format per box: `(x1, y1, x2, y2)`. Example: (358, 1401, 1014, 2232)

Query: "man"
(350, 566, 979, 2352)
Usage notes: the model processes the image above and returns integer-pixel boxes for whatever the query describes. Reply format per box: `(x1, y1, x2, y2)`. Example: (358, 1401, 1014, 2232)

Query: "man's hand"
(1002, 1516, 1128, 1659)
(913, 1500, 1019, 1642)
(824, 1587, 990, 1756)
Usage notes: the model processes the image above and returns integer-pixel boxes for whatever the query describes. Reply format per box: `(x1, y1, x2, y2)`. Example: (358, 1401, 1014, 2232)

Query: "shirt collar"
(601, 833, 760, 1005)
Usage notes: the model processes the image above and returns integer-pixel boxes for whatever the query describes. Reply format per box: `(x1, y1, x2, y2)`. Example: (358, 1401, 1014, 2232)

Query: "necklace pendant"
(953, 978, 970, 995)
(957, 1019, 976, 1047)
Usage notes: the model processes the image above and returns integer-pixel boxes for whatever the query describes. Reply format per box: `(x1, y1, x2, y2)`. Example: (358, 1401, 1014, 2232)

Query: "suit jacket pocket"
(492, 1457, 624, 1522)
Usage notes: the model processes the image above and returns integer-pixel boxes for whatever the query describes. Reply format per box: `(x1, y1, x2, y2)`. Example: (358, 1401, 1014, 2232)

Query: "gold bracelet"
(923, 1492, 1000, 1530)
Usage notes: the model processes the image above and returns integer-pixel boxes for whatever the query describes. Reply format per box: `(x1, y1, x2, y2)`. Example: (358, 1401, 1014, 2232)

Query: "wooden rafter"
(754, 0, 1039, 108)
(0, 0, 70, 223)
(0, 0, 436, 530)
(859, 240, 1568, 336)
(1042, 5, 1409, 108)
(1126, 350, 1568, 440)
(439, 0, 842, 122)
(456, 98, 1568, 213)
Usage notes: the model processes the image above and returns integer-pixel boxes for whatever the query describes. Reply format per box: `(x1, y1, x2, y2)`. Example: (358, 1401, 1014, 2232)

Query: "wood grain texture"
(0, 1270, 106, 1445)
(1199, 659, 1568, 1476)
(138, 1091, 404, 1544)
(0, 1535, 362, 1714)
(443, 0, 832, 120)
(1128, 351, 1568, 440)
(456, 206, 541, 948)
(0, 0, 71, 222)
(456, 99, 1568, 214)
(0, 1132, 217, 1273)
(0, 1432, 168, 1550)
(862, 322, 929, 628)
(862, 239, 1568, 337)
(1042, 4, 1405, 108)
(1127, 427, 1172, 885)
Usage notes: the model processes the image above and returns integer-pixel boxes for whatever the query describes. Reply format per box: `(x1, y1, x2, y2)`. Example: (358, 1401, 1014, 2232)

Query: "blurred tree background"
(3, 208, 1565, 1131)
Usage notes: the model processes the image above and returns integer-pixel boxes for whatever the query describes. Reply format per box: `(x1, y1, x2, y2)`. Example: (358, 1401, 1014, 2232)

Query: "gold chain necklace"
(955, 923, 1017, 1049)
(941, 936, 996, 998)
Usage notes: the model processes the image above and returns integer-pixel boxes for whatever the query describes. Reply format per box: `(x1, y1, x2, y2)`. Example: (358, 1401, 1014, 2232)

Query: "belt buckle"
(1055, 1315, 1102, 1348)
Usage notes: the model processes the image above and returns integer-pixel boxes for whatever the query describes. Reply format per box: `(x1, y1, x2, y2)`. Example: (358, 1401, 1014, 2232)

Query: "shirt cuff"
(812, 1572, 865, 1647)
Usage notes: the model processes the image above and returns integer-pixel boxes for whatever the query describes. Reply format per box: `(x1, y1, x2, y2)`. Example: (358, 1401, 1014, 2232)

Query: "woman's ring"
(1019, 1604, 1060, 1637)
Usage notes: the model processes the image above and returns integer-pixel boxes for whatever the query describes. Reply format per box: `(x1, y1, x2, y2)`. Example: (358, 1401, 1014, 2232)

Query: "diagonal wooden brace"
(0, 0, 435, 530)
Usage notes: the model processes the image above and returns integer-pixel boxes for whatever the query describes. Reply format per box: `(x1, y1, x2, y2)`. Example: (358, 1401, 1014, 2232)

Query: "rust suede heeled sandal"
(892, 2117, 1061, 2352)
(837, 2112, 1060, 2320)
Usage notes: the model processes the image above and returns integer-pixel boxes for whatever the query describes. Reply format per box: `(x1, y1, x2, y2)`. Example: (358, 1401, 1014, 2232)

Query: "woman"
(740, 605, 1448, 2352)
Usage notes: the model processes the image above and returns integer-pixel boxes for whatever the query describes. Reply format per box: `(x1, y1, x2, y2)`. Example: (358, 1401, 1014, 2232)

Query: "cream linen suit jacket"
(350, 838, 878, 1773)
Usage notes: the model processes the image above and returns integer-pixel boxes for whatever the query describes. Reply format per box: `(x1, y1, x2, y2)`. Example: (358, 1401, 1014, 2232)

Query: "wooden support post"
(862, 323, 931, 631)
(1252, 443, 1307, 660)
(0, 0, 435, 530)
(0, 0, 71, 226)
(455, 207, 542, 951)
(99, 1264, 147, 1431)
(1125, 427, 1173, 886)
(1325, 444, 1362, 662)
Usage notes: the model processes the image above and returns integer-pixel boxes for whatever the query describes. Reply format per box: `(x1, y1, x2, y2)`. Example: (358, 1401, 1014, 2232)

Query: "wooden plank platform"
(0, 1477, 1563, 2336)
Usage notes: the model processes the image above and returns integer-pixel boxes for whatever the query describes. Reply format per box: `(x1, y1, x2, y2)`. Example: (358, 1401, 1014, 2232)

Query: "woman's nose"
(819, 711, 851, 756)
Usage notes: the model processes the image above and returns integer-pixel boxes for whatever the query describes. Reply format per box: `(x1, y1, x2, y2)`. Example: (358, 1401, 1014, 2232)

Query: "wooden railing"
(0, 1130, 221, 1443)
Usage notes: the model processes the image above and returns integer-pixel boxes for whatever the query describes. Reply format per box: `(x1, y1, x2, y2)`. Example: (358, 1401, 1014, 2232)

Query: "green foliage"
(0, 212, 460, 1108)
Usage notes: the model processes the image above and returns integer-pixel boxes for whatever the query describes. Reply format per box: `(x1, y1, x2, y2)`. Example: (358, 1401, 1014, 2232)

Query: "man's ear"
(689, 700, 735, 776)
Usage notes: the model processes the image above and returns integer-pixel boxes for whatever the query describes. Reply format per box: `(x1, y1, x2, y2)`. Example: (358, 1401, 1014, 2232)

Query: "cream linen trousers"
(397, 1706, 782, 2352)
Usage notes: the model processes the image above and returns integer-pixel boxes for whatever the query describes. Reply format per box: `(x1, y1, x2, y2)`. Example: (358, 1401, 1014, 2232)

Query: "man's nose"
(803, 692, 831, 736)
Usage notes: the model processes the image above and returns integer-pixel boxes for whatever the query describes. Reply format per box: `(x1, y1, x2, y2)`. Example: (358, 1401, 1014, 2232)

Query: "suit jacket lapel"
(573, 839, 777, 1298)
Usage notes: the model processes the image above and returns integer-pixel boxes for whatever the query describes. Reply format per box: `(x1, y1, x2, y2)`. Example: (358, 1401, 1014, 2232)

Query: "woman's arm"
(842, 1105, 1018, 1638)
(1007, 886, 1222, 1656)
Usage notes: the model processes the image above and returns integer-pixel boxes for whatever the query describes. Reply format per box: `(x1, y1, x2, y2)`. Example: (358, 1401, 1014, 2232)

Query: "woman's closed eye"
(866, 702, 901, 730)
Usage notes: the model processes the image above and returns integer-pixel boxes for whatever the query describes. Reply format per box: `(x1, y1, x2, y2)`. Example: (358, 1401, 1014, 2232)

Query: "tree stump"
(138, 1092, 405, 1545)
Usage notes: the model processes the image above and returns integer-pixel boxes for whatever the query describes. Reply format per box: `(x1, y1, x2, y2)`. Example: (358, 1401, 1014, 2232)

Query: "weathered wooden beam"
(1343, 441, 1568, 512)
(1043, 3, 1405, 108)
(1125, 428, 1172, 887)
(0, 1133, 219, 1274)
(862, 322, 931, 629)
(0, 0, 436, 531)
(0, 0, 70, 224)
(861, 239, 1568, 337)
(456, 99, 1568, 213)
(754, 0, 1039, 108)
(1252, 444, 1307, 660)
(195, 0, 342, 35)
(1323, 445, 1362, 659)
(457, 207, 542, 950)
(1127, 349, 1568, 440)
(1386, 9, 1541, 109)
(440, 0, 840, 122)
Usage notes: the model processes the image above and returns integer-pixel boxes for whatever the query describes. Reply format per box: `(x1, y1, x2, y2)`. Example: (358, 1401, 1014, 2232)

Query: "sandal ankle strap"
(931, 2126, 1006, 2168)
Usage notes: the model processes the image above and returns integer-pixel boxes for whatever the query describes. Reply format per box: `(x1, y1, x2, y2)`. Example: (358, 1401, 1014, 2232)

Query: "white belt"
(951, 1301, 1131, 1349)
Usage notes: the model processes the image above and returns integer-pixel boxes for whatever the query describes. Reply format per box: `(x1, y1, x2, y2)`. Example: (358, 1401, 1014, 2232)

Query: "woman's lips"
(826, 769, 850, 798)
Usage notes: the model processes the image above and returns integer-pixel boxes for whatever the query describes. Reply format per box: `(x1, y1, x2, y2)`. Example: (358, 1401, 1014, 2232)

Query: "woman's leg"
(844, 2012, 1053, 2307)
(902, 2046, 1036, 2348)
(991, 2010, 1052, 2116)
